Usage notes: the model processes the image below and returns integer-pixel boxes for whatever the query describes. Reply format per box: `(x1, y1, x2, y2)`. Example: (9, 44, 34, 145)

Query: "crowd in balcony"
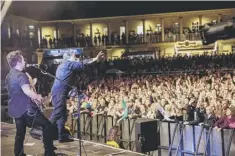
(33, 53, 235, 133)
(38, 27, 202, 49)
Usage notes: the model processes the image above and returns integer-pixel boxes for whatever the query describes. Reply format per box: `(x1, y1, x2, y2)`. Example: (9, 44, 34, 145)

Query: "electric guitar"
(25, 73, 43, 112)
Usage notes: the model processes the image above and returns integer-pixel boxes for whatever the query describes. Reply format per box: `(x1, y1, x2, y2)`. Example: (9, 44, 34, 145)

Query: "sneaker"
(58, 137, 74, 143)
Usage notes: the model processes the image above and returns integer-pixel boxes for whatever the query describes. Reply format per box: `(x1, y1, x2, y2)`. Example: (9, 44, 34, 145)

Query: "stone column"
(90, 22, 93, 46)
(39, 26, 42, 48)
(72, 23, 76, 46)
(142, 19, 145, 43)
(218, 14, 222, 23)
(199, 15, 202, 26)
(108, 22, 111, 45)
(179, 17, 183, 41)
(125, 21, 129, 44)
(55, 24, 59, 39)
(161, 18, 164, 42)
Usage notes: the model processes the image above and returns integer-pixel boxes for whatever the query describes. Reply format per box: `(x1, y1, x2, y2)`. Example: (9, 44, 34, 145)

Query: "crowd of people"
(34, 53, 235, 133)
(65, 70, 235, 129)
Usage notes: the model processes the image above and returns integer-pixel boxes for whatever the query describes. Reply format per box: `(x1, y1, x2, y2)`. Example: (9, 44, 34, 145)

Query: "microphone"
(26, 64, 48, 70)
(26, 64, 40, 67)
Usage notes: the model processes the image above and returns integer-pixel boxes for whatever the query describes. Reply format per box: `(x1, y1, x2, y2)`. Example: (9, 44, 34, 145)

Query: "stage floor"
(1, 122, 145, 156)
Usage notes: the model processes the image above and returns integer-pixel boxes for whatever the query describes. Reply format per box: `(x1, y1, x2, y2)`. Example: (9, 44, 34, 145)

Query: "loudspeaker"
(135, 118, 159, 153)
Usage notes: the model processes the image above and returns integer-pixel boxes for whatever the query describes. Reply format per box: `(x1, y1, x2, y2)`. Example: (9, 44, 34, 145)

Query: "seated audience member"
(106, 126, 121, 148)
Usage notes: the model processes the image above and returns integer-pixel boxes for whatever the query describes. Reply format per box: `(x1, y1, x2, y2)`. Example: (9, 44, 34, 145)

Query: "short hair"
(6, 50, 23, 68)
(63, 50, 74, 61)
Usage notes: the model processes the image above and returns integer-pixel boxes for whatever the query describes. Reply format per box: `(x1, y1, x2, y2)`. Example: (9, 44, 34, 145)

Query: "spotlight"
(199, 17, 235, 45)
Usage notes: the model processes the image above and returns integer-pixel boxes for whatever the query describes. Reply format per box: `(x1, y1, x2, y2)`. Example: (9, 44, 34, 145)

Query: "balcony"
(1, 36, 39, 49)
(28, 32, 202, 50)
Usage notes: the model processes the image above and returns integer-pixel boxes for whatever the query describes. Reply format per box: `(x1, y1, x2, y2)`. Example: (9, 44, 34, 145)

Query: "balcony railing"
(1, 33, 202, 49)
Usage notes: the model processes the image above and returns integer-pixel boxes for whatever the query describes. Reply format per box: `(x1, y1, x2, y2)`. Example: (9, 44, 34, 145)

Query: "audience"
(28, 54, 235, 132)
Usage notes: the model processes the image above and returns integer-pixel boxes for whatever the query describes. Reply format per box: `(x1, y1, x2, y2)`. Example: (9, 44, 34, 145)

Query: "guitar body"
(25, 72, 43, 112)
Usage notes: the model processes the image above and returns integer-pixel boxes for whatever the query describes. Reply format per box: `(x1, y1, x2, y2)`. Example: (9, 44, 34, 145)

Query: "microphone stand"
(33, 65, 84, 156)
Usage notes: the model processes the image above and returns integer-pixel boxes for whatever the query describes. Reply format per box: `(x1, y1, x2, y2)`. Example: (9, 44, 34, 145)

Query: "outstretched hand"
(96, 50, 105, 61)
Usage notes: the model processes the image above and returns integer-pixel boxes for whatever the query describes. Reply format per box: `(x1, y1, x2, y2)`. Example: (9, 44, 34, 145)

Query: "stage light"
(199, 18, 235, 45)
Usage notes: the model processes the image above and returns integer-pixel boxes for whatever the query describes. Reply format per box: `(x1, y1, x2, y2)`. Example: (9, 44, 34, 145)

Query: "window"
(54, 30, 56, 39)
(232, 45, 235, 53)
(212, 20, 217, 25)
(120, 26, 125, 36)
(155, 24, 161, 34)
(86, 28, 90, 36)
(29, 32, 34, 38)
(192, 22, 199, 33)
(29, 25, 34, 29)
(137, 26, 143, 34)
(103, 27, 108, 35)
(174, 23, 180, 34)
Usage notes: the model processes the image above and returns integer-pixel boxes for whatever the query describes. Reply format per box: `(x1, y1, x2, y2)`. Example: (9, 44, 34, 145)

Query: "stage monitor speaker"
(135, 118, 159, 153)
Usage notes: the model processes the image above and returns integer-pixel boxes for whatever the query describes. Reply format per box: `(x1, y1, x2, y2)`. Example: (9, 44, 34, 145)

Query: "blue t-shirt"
(5, 68, 37, 118)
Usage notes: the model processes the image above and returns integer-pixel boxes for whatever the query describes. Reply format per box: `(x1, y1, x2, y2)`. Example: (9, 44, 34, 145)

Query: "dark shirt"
(186, 105, 196, 121)
(51, 59, 92, 94)
(203, 114, 217, 126)
(5, 68, 36, 118)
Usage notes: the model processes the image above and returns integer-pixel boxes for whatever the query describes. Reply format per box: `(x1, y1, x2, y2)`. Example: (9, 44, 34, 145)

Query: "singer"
(5, 50, 57, 156)
(49, 50, 104, 142)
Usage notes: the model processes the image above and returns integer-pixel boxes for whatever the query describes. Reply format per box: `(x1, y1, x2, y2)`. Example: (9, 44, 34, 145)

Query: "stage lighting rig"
(200, 17, 235, 45)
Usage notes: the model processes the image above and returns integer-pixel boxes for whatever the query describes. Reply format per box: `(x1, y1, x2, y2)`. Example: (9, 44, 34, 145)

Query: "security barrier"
(157, 121, 235, 156)
(77, 115, 235, 156)
(79, 113, 136, 150)
(1, 110, 234, 156)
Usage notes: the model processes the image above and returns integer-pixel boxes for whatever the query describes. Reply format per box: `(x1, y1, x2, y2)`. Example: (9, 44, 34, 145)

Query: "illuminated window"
(120, 26, 125, 36)
(54, 30, 56, 38)
(155, 24, 161, 33)
(29, 32, 34, 38)
(103, 27, 108, 35)
(213, 20, 217, 25)
(29, 25, 34, 29)
(192, 22, 199, 33)
(232, 45, 235, 53)
(137, 26, 143, 34)
(174, 23, 180, 34)
(86, 28, 90, 36)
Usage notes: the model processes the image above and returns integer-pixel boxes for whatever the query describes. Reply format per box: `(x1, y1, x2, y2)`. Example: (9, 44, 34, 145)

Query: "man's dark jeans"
(14, 111, 55, 156)
(49, 92, 68, 140)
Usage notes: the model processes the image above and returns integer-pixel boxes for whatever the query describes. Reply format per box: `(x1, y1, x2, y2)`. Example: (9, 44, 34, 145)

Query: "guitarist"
(5, 50, 57, 156)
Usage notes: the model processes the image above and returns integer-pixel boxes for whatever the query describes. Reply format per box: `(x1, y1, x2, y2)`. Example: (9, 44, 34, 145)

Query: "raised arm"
(69, 51, 104, 70)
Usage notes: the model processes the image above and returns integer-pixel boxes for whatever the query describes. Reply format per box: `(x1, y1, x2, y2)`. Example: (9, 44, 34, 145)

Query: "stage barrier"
(77, 114, 235, 156)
